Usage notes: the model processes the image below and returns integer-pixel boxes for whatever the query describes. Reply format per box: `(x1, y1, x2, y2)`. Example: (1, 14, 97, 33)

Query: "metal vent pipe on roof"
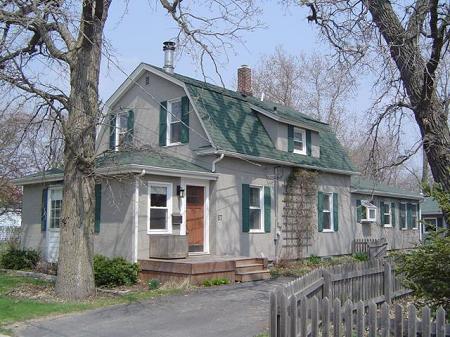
(163, 41, 176, 74)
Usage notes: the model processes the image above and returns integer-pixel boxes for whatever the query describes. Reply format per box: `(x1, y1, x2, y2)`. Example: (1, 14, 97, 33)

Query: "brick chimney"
(237, 65, 252, 96)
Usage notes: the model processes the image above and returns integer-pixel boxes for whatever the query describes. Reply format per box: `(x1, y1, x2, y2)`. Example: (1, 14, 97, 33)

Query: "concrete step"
(235, 258, 265, 268)
(236, 263, 265, 273)
(235, 270, 271, 282)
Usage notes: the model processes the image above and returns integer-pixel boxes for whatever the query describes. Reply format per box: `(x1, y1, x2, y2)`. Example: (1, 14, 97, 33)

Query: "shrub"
(0, 245, 40, 270)
(202, 278, 230, 287)
(306, 255, 321, 266)
(394, 231, 450, 311)
(93, 255, 140, 288)
(352, 252, 369, 262)
(147, 279, 160, 290)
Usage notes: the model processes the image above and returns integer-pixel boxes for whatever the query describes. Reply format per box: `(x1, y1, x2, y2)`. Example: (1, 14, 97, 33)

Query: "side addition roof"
(351, 176, 422, 200)
(421, 197, 443, 215)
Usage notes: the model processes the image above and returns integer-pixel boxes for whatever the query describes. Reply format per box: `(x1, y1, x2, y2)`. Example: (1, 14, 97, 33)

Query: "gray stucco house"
(15, 47, 422, 269)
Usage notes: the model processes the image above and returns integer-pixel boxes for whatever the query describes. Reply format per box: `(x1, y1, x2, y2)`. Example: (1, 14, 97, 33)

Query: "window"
(48, 188, 63, 229)
(167, 99, 182, 145)
(361, 200, 377, 222)
(116, 112, 129, 147)
(249, 186, 264, 232)
(322, 193, 333, 231)
(148, 183, 172, 234)
(383, 203, 392, 227)
(423, 218, 437, 233)
(399, 203, 407, 229)
(110, 110, 133, 150)
(410, 204, 418, 229)
(293, 127, 306, 155)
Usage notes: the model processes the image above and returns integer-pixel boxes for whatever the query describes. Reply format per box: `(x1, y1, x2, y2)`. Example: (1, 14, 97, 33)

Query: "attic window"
(167, 98, 182, 145)
(293, 127, 306, 155)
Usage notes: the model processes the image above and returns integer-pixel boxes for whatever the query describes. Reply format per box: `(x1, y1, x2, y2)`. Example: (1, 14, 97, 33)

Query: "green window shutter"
(288, 125, 294, 153)
(380, 201, 385, 225)
(126, 110, 134, 144)
(41, 188, 48, 232)
(391, 202, 396, 226)
(437, 217, 443, 228)
(180, 96, 190, 143)
(407, 203, 413, 229)
(242, 184, 250, 233)
(317, 191, 324, 232)
(95, 184, 102, 234)
(264, 186, 271, 233)
(356, 199, 362, 223)
(159, 101, 167, 146)
(333, 193, 339, 232)
(306, 130, 312, 156)
(109, 114, 116, 150)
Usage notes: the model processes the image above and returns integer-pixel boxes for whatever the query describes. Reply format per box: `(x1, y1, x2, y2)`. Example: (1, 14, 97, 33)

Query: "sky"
(98, 1, 422, 170)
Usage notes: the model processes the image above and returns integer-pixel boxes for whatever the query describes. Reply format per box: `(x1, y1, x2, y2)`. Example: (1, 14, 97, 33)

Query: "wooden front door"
(186, 185, 205, 252)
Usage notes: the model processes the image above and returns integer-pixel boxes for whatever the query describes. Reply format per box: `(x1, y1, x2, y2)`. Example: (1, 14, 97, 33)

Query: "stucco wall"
(96, 70, 210, 160)
(351, 193, 420, 250)
(21, 180, 135, 261)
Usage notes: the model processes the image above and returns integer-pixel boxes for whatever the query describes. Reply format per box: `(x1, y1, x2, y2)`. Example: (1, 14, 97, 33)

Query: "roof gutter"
(196, 149, 358, 176)
(14, 164, 218, 186)
(351, 189, 422, 200)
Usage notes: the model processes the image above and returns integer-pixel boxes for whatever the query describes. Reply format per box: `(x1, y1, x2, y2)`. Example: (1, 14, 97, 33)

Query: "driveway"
(15, 278, 289, 337)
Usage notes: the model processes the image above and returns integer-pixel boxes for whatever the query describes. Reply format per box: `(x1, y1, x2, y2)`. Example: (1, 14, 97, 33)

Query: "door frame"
(180, 178, 209, 255)
(46, 186, 63, 262)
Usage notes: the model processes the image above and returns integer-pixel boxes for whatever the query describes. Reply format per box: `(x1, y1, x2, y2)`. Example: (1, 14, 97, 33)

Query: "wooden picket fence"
(269, 259, 423, 337)
(270, 295, 449, 337)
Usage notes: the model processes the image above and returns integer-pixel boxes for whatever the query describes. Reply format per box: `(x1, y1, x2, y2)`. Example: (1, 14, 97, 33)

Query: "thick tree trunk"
(55, 0, 110, 300)
(367, 0, 450, 194)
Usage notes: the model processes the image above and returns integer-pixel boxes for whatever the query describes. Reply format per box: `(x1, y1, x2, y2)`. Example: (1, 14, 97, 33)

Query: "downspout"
(211, 153, 225, 173)
(133, 169, 146, 263)
(273, 166, 282, 264)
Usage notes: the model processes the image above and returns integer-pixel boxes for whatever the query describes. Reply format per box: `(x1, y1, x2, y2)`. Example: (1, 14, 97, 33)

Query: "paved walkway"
(15, 278, 289, 337)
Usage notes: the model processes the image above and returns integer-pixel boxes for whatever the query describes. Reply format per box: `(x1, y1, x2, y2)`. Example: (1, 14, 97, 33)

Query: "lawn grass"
(0, 273, 182, 330)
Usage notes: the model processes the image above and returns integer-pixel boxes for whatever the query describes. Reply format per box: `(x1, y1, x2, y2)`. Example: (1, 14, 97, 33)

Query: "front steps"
(235, 258, 271, 282)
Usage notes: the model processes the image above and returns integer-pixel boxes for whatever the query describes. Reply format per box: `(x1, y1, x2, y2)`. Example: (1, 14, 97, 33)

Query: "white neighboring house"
(0, 210, 21, 241)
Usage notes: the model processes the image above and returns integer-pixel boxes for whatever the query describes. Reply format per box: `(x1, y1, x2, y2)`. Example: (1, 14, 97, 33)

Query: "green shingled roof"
(421, 197, 442, 215)
(351, 176, 421, 199)
(147, 64, 357, 174)
(15, 150, 210, 184)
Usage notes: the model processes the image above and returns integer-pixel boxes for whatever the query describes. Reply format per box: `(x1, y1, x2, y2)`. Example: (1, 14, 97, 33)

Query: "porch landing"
(139, 256, 270, 285)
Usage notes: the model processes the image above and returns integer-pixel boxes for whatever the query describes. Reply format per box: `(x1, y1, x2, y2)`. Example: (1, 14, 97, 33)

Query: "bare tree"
(0, 0, 259, 299)
(252, 46, 356, 139)
(292, 0, 450, 196)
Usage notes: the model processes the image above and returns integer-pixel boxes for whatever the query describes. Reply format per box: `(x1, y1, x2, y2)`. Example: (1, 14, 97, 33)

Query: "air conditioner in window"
(361, 200, 377, 222)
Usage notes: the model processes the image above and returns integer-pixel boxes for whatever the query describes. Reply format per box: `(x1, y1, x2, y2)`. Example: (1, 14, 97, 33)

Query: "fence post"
(280, 292, 288, 337)
(289, 295, 297, 337)
(323, 269, 331, 299)
(436, 306, 446, 337)
(384, 261, 392, 304)
(270, 291, 277, 337)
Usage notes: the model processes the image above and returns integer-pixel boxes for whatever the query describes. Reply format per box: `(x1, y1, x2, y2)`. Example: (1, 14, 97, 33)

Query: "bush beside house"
(93, 255, 140, 288)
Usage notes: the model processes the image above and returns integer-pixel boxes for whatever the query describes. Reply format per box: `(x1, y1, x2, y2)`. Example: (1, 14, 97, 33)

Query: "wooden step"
(235, 270, 271, 282)
(236, 263, 265, 273)
(235, 258, 265, 267)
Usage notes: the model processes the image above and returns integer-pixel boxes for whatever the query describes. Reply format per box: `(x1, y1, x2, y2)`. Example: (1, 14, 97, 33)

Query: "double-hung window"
(399, 203, 407, 229)
(322, 193, 333, 231)
(167, 99, 182, 145)
(293, 127, 306, 155)
(148, 183, 172, 234)
(383, 203, 392, 227)
(410, 204, 418, 229)
(249, 186, 264, 232)
(48, 188, 63, 229)
(110, 110, 134, 150)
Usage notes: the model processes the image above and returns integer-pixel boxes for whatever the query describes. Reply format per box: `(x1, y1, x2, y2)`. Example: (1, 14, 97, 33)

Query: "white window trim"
(361, 200, 377, 223)
(383, 202, 392, 227)
(166, 98, 183, 146)
(114, 111, 129, 151)
(249, 185, 265, 233)
(322, 193, 334, 232)
(147, 182, 173, 234)
(47, 186, 63, 231)
(399, 202, 407, 230)
(423, 217, 438, 233)
(293, 127, 307, 155)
